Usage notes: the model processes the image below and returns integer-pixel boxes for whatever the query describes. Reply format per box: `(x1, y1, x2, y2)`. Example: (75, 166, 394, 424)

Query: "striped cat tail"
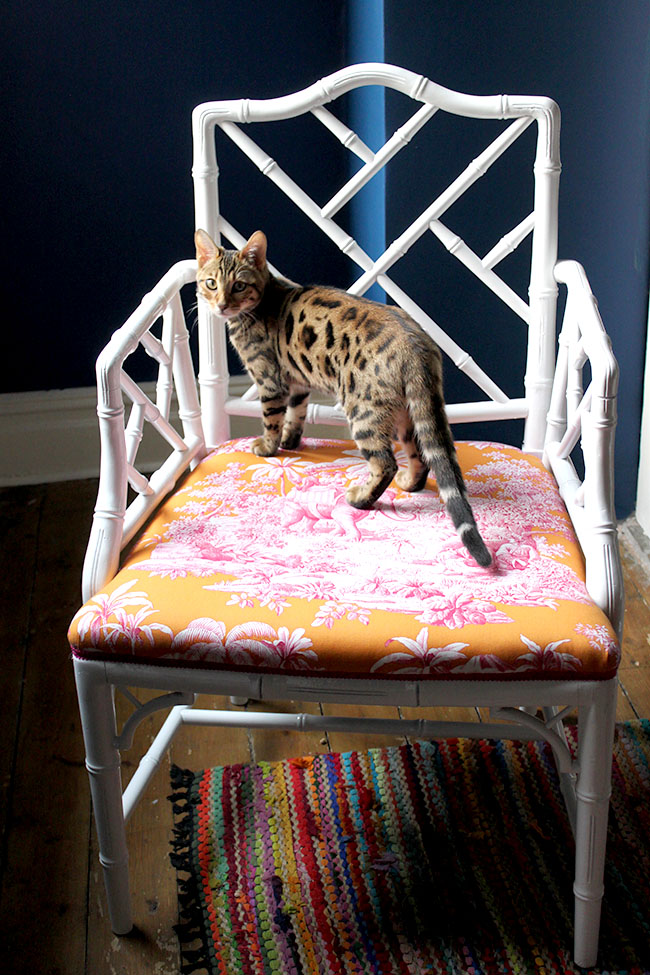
(405, 372, 492, 568)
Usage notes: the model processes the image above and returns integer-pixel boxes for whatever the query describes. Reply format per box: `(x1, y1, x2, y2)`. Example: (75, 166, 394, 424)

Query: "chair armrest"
(545, 260, 624, 636)
(82, 260, 205, 602)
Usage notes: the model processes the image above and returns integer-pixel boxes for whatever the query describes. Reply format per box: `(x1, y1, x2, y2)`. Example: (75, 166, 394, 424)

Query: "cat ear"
(240, 231, 267, 270)
(195, 229, 222, 267)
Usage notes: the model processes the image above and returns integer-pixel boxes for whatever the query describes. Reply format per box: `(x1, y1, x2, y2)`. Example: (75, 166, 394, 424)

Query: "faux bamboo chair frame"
(73, 64, 623, 968)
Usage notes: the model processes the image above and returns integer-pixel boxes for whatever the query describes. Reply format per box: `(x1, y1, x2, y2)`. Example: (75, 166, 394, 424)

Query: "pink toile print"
(130, 440, 591, 632)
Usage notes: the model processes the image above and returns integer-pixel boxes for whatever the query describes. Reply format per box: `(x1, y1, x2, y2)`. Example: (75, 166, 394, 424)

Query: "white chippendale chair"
(69, 64, 623, 968)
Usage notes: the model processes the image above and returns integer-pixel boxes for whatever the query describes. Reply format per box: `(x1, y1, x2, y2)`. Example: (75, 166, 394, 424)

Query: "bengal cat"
(195, 229, 492, 567)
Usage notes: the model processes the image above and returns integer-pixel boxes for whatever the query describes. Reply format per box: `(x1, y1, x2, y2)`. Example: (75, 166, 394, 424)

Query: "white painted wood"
(121, 704, 189, 823)
(311, 105, 375, 163)
(225, 395, 529, 425)
(481, 212, 535, 270)
(546, 261, 623, 638)
(321, 102, 438, 218)
(73, 660, 133, 935)
(347, 117, 534, 296)
(573, 679, 617, 967)
(636, 296, 650, 536)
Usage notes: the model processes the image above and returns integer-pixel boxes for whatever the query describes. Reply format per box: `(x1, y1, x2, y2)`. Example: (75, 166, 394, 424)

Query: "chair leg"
(572, 678, 617, 968)
(229, 695, 249, 707)
(74, 660, 133, 934)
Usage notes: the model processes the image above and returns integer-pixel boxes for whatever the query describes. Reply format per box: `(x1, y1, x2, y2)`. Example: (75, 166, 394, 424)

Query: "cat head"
(195, 229, 269, 318)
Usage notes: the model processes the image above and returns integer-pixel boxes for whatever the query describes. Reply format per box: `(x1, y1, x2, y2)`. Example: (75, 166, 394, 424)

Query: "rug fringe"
(168, 765, 212, 975)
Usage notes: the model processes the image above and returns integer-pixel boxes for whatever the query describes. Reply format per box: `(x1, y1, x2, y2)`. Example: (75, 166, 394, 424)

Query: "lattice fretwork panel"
(213, 97, 539, 409)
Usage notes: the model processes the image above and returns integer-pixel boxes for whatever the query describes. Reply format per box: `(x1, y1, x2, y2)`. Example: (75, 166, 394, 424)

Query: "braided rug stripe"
(169, 720, 650, 974)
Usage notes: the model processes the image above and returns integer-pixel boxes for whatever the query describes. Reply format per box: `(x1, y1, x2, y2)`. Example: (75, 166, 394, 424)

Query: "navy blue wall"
(3, 1, 348, 393)
(384, 0, 650, 516)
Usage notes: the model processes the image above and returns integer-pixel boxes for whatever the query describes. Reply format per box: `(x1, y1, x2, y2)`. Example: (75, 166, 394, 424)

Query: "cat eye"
(203, 278, 218, 290)
(232, 281, 248, 293)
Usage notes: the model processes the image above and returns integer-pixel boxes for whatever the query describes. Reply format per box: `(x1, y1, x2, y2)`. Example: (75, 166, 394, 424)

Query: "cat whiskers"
(186, 295, 200, 334)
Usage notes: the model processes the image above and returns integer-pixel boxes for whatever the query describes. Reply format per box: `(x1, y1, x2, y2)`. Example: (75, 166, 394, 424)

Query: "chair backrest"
(191, 63, 561, 457)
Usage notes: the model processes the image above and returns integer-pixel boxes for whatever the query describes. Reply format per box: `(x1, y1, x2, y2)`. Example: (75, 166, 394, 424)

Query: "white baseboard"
(0, 387, 102, 486)
(0, 378, 253, 488)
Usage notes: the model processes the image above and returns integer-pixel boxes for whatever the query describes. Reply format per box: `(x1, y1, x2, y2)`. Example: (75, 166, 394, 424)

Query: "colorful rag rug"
(169, 721, 650, 975)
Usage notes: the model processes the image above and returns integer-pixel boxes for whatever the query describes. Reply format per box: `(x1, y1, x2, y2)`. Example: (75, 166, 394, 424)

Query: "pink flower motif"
(72, 580, 155, 645)
(104, 607, 173, 652)
(344, 605, 371, 625)
(416, 592, 512, 628)
(312, 601, 371, 629)
(171, 619, 276, 665)
(392, 578, 436, 601)
(311, 603, 345, 629)
(289, 579, 340, 602)
(205, 568, 274, 595)
(227, 593, 255, 609)
(454, 654, 511, 674)
(168, 619, 319, 670)
(170, 617, 227, 659)
(489, 583, 562, 609)
(516, 635, 582, 672)
(211, 438, 256, 454)
(495, 541, 538, 571)
(248, 456, 311, 494)
(259, 626, 319, 669)
(259, 595, 292, 616)
(372, 627, 469, 674)
(575, 623, 620, 666)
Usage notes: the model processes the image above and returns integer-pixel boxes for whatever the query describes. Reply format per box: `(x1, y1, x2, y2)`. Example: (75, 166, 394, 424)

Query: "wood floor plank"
(618, 531, 650, 670)
(618, 666, 650, 719)
(323, 703, 404, 754)
(619, 530, 650, 612)
(1, 481, 97, 975)
(171, 693, 253, 769)
(619, 595, 650, 668)
(0, 485, 44, 876)
(246, 698, 329, 763)
(615, 679, 640, 721)
(400, 704, 481, 727)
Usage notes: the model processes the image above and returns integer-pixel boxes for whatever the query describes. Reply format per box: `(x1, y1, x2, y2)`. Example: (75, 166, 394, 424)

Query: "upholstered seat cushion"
(69, 438, 619, 680)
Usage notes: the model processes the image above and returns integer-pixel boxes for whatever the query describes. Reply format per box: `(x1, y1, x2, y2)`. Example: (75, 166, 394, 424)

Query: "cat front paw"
(251, 437, 279, 457)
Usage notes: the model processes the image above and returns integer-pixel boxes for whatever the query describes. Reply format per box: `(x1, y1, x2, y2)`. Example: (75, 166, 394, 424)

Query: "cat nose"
(217, 301, 228, 313)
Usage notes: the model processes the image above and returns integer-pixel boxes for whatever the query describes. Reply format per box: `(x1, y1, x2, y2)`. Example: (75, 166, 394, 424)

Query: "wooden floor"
(1, 479, 649, 975)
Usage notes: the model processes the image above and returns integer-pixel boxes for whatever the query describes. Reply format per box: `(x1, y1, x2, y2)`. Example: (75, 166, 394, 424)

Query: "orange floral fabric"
(68, 438, 619, 680)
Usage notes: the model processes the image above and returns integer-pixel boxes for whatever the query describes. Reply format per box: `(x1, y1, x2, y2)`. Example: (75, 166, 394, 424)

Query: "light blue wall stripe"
(347, 0, 385, 301)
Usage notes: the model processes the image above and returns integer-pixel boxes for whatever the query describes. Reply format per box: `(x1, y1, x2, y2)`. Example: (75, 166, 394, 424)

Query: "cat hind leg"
(346, 425, 397, 509)
(394, 411, 429, 492)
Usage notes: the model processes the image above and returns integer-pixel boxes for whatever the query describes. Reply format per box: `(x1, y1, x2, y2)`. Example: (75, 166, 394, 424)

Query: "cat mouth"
(196, 293, 238, 319)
